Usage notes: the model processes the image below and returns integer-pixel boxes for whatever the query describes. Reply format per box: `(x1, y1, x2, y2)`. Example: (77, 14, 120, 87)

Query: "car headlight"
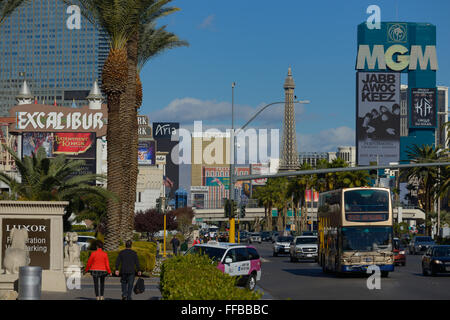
(434, 260, 442, 264)
(399, 251, 405, 255)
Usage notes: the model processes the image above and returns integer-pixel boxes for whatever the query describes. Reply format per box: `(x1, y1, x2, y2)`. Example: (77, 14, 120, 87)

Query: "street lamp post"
(229, 82, 236, 243)
(227, 85, 310, 243)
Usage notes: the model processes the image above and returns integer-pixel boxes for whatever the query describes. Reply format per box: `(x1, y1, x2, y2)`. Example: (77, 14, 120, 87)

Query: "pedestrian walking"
(170, 235, 180, 256)
(115, 240, 142, 300)
(192, 237, 200, 246)
(85, 240, 111, 300)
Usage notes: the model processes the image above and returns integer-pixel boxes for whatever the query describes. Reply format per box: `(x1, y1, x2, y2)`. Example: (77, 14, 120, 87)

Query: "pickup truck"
(289, 236, 318, 262)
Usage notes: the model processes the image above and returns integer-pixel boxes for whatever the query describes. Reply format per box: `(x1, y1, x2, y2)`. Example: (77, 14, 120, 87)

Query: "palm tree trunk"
(102, 46, 128, 251)
(105, 92, 123, 251)
(120, 32, 139, 242)
(267, 205, 273, 231)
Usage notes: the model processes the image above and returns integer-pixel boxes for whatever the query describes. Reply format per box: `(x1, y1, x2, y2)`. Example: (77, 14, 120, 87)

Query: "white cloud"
(151, 97, 306, 129)
(199, 14, 215, 30)
(297, 126, 355, 152)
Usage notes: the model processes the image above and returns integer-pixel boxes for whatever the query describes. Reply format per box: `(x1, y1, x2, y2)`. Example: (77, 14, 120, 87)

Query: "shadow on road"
(282, 268, 379, 279)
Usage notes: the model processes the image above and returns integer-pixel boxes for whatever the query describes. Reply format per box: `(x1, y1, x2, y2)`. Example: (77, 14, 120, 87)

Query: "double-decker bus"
(318, 187, 394, 277)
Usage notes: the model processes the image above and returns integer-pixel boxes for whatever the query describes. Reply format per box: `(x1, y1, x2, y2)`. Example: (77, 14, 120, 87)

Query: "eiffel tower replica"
(279, 67, 301, 171)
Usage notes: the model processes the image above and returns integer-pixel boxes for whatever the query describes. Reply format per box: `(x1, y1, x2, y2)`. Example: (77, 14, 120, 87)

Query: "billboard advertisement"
(410, 88, 437, 128)
(53, 132, 96, 158)
(203, 166, 250, 190)
(22, 132, 54, 157)
(138, 140, 156, 165)
(22, 132, 96, 159)
(251, 163, 268, 186)
(357, 72, 400, 165)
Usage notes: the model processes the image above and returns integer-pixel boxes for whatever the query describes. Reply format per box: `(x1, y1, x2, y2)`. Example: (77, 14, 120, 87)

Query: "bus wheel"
(381, 271, 389, 278)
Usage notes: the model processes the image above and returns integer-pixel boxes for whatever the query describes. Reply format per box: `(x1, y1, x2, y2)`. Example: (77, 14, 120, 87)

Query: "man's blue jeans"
(120, 273, 135, 300)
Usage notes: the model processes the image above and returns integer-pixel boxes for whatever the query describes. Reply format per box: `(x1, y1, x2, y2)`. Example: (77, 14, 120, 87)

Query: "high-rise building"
(0, 0, 109, 116)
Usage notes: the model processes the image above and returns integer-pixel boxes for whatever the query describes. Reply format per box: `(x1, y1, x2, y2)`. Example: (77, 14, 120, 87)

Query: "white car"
(186, 242, 262, 290)
(77, 235, 96, 251)
(248, 232, 262, 244)
(273, 236, 294, 256)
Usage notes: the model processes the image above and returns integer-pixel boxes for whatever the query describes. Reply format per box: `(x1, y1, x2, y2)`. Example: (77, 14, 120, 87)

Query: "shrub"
(160, 254, 262, 300)
(80, 247, 156, 274)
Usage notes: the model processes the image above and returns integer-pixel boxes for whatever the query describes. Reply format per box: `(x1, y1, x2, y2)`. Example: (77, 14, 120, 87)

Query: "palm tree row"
(401, 144, 450, 235)
(253, 158, 371, 232)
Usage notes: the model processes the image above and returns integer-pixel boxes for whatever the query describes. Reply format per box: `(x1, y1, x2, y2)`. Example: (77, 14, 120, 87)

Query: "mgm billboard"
(356, 22, 438, 165)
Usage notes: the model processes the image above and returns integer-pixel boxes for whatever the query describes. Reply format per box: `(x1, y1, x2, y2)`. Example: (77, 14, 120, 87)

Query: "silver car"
(289, 236, 318, 262)
(273, 236, 294, 256)
(248, 232, 262, 244)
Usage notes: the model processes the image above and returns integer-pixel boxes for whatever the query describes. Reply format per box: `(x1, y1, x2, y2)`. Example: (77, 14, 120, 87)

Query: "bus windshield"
(344, 189, 389, 222)
(342, 227, 392, 252)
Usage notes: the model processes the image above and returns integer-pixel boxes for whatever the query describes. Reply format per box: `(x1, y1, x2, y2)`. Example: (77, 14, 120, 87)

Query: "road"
(251, 241, 450, 300)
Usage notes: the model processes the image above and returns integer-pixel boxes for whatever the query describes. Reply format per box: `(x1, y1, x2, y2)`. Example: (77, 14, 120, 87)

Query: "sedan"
(422, 245, 450, 276)
(393, 237, 406, 266)
(273, 236, 294, 256)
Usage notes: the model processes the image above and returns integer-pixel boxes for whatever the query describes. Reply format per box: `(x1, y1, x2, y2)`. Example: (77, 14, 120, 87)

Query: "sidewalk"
(41, 275, 161, 300)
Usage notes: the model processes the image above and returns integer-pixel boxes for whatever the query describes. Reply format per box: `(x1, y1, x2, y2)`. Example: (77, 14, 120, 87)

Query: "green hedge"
(160, 254, 262, 300)
(80, 247, 156, 274)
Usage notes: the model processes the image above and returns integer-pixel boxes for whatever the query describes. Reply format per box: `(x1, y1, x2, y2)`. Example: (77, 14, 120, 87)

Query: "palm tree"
(120, 19, 188, 242)
(253, 184, 274, 231)
(71, 0, 184, 250)
(402, 144, 441, 235)
(0, 146, 116, 229)
(0, 0, 29, 26)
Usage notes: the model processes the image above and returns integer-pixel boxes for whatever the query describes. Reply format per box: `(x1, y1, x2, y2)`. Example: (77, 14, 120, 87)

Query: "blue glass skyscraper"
(0, 0, 109, 116)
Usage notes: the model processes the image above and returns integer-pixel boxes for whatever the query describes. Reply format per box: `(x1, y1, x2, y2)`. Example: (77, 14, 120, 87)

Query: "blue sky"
(139, 0, 450, 152)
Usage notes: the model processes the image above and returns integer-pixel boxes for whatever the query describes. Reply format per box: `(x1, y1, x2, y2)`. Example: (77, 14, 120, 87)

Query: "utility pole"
(229, 82, 236, 243)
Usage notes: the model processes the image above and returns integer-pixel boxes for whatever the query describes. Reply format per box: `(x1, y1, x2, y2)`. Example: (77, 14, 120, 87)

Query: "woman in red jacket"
(85, 240, 111, 300)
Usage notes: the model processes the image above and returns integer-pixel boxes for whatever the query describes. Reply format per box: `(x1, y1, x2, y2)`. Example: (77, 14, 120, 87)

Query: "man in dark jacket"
(115, 240, 141, 300)
(170, 235, 180, 256)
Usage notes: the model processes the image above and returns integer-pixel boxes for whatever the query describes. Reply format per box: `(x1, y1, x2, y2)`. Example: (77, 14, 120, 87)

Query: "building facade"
(0, 0, 109, 116)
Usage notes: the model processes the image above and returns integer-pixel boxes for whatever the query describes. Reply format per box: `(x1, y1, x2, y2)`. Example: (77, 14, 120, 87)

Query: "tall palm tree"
(120, 20, 188, 242)
(71, 0, 184, 250)
(269, 177, 289, 232)
(253, 184, 275, 231)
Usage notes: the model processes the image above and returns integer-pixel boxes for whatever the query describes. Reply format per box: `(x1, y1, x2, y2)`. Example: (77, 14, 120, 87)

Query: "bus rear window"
(344, 189, 389, 222)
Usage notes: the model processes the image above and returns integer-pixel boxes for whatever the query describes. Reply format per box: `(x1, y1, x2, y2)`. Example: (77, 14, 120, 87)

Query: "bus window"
(344, 189, 389, 222)
(341, 227, 392, 252)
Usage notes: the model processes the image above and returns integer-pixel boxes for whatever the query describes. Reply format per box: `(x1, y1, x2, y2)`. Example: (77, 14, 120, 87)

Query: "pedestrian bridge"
(193, 207, 266, 223)
(192, 207, 426, 223)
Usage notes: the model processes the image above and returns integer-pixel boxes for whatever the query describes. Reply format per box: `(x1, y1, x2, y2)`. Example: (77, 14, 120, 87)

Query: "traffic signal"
(224, 199, 237, 218)
(156, 198, 162, 213)
(240, 205, 246, 218)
